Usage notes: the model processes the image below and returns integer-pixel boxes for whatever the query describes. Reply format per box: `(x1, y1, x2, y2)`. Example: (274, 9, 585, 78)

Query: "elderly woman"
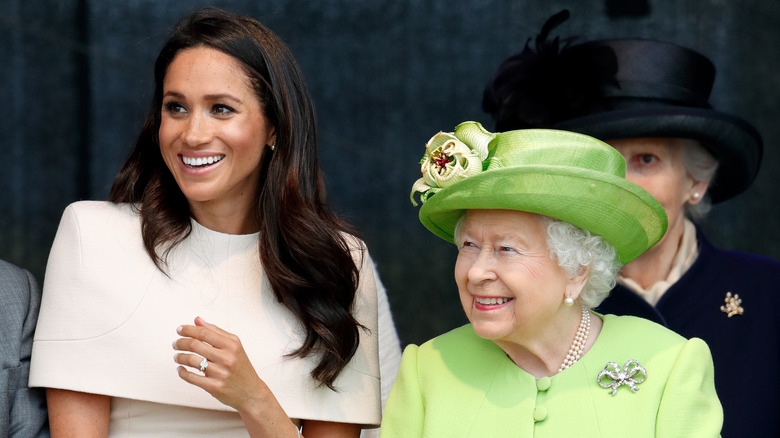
(380, 122, 722, 437)
(481, 11, 780, 437)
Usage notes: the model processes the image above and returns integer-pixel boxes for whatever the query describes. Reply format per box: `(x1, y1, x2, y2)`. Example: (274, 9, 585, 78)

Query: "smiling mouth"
(474, 297, 513, 306)
(182, 155, 225, 168)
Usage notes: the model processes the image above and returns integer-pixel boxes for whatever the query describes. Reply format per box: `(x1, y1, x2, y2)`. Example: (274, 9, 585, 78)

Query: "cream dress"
(30, 201, 381, 437)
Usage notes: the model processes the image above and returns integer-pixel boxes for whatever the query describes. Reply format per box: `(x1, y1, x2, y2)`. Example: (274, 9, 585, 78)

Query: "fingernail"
(173, 353, 179, 363)
(176, 325, 183, 334)
(172, 340, 177, 350)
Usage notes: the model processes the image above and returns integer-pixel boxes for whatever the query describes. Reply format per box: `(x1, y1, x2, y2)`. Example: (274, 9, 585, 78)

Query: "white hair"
(541, 217, 622, 309)
(453, 212, 622, 309)
(680, 139, 719, 221)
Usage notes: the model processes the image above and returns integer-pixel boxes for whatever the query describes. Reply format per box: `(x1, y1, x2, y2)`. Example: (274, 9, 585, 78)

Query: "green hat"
(410, 121, 667, 264)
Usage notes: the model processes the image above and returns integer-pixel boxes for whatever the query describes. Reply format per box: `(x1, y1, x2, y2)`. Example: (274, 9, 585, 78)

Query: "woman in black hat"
(482, 10, 780, 438)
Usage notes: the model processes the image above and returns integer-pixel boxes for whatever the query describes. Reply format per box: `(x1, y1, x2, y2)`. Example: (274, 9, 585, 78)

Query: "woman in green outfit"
(380, 122, 722, 437)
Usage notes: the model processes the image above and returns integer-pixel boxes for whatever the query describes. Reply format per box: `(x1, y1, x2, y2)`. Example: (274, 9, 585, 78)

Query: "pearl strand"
(558, 306, 591, 372)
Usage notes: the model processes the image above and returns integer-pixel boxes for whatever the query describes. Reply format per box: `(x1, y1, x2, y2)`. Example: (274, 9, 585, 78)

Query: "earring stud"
(270, 141, 276, 151)
(564, 296, 574, 306)
(692, 192, 700, 200)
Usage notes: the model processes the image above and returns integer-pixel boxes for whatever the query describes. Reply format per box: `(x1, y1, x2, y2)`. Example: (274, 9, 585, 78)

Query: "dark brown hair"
(109, 7, 362, 389)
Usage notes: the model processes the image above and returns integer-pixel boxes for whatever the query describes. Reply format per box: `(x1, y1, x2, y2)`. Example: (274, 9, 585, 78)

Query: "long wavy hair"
(109, 7, 362, 389)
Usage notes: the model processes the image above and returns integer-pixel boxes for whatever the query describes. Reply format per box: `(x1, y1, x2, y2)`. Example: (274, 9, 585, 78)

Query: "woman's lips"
(181, 154, 225, 168)
(474, 296, 514, 311)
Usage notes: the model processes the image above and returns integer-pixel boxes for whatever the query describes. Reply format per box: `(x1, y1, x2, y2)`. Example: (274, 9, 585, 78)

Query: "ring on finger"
(199, 357, 208, 373)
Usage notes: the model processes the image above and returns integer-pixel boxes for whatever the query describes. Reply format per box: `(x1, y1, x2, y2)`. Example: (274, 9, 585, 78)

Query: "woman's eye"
(500, 246, 518, 253)
(212, 104, 235, 116)
(639, 154, 657, 164)
(163, 101, 187, 114)
(460, 241, 478, 251)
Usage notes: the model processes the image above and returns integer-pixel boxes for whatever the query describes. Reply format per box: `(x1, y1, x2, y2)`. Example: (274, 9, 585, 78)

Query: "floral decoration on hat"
(410, 122, 496, 206)
(410, 121, 668, 264)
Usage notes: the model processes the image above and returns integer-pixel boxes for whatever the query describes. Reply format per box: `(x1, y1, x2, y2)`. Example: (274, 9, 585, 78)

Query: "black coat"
(597, 228, 780, 438)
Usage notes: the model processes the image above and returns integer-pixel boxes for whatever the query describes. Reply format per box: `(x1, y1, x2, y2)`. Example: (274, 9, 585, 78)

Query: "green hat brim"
(419, 164, 667, 265)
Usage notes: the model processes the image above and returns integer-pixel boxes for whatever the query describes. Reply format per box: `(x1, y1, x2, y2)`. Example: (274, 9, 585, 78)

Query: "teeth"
(183, 155, 224, 167)
(475, 297, 510, 305)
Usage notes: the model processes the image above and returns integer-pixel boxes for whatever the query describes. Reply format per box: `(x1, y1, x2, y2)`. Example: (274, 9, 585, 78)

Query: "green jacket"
(381, 314, 722, 437)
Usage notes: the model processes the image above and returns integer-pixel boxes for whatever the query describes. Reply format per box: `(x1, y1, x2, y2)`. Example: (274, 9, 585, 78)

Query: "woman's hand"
(173, 317, 303, 437)
(173, 316, 362, 437)
(172, 316, 268, 411)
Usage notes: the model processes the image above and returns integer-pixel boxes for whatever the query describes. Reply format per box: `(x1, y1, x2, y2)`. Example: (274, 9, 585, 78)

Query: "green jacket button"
(533, 406, 548, 422)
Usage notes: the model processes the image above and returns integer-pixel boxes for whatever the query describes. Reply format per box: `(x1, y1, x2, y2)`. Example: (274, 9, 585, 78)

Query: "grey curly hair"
(541, 217, 622, 309)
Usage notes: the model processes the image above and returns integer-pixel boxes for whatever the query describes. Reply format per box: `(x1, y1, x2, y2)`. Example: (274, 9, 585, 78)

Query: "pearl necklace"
(558, 306, 591, 372)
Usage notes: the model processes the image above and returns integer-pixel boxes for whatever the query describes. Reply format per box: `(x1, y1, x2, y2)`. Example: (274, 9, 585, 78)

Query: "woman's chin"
(470, 321, 512, 342)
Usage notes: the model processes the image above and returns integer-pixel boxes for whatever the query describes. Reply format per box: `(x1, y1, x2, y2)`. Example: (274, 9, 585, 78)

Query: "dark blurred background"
(2, 0, 778, 347)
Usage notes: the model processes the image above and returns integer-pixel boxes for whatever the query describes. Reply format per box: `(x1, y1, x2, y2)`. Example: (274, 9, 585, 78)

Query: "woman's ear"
(687, 176, 712, 205)
(265, 126, 277, 150)
(564, 265, 590, 302)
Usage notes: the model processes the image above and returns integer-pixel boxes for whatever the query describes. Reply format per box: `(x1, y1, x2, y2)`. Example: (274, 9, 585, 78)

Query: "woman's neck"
(621, 217, 687, 289)
(189, 201, 259, 235)
(497, 307, 603, 379)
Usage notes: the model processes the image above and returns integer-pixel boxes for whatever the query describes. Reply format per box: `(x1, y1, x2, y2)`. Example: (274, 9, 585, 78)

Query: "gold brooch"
(720, 292, 743, 318)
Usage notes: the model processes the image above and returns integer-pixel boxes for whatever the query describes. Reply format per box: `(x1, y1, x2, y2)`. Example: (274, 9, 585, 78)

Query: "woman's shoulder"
(603, 313, 678, 331)
(602, 314, 686, 342)
(418, 324, 505, 363)
(34, 202, 154, 344)
(400, 325, 506, 392)
(61, 200, 138, 224)
(698, 230, 780, 276)
(50, 201, 141, 259)
(598, 314, 712, 363)
(422, 324, 482, 345)
(592, 315, 714, 392)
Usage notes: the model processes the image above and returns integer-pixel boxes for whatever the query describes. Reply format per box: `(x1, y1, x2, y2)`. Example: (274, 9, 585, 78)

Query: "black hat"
(483, 12, 763, 203)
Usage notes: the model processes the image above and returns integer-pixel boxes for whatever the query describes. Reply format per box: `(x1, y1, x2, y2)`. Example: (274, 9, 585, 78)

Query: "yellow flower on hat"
(411, 122, 495, 206)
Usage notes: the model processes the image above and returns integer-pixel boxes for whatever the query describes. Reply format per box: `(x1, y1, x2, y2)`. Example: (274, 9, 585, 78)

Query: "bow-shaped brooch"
(597, 360, 647, 395)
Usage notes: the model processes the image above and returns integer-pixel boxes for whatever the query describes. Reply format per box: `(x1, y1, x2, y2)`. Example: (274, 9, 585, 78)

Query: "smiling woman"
(380, 122, 723, 437)
(454, 210, 584, 366)
(481, 11, 780, 435)
(28, 7, 394, 438)
(158, 46, 274, 234)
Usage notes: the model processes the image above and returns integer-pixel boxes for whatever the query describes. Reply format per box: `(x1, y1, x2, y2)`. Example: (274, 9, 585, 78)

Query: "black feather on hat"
(483, 10, 763, 203)
(482, 10, 619, 132)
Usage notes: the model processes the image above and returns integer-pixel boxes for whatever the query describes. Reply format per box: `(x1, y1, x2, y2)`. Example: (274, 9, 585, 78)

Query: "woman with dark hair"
(30, 8, 386, 437)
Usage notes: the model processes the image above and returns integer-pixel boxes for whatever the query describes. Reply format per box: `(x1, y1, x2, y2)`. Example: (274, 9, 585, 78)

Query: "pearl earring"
(564, 295, 574, 306)
(692, 192, 700, 199)
(270, 141, 276, 151)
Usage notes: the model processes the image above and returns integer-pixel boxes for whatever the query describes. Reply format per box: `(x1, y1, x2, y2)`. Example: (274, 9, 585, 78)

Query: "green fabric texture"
(380, 315, 723, 437)
(415, 123, 667, 264)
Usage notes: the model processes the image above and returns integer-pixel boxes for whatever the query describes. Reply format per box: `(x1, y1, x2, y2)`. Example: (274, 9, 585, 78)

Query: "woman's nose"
(468, 249, 497, 282)
(182, 113, 213, 147)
